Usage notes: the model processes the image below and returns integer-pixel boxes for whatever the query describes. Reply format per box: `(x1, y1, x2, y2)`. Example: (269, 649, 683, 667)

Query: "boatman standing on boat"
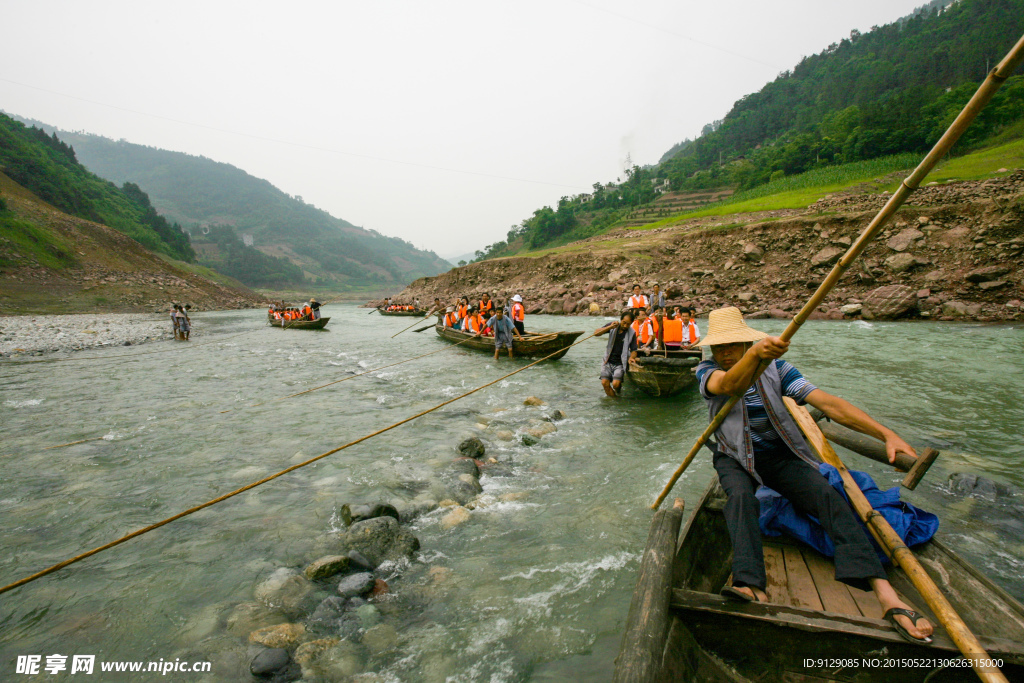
(595, 311, 637, 398)
(510, 295, 526, 336)
(695, 306, 933, 644)
(487, 307, 522, 361)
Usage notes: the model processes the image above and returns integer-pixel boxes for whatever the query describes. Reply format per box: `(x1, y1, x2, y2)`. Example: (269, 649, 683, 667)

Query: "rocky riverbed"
(0, 312, 180, 357)
(383, 171, 1024, 322)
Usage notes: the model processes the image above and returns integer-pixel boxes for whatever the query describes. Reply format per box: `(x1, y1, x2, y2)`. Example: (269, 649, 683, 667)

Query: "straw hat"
(697, 307, 768, 347)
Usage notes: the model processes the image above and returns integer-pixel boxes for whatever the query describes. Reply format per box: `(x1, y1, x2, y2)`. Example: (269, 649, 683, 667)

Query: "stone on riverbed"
(249, 622, 306, 648)
(337, 572, 377, 598)
(361, 623, 400, 656)
(328, 517, 420, 566)
(306, 597, 362, 638)
(527, 421, 556, 438)
(349, 502, 400, 524)
(225, 601, 288, 638)
(304, 555, 350, 581)
(549, 409, 567, 421)
(457, 437, 486, 458)
(521, 433, 540, 446)
(523, 396, 546, 406)
(495, 430, 515, 441)
(249, 647, 291, 678)
(948, 472, 1014, 501)
(347, 550, 376, 572)
(254, 568, 318, 617)
(441, 506, 471, 530)
(293, 639, 339, 678)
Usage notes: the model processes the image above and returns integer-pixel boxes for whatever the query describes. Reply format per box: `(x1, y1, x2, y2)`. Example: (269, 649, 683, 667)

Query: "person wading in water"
(595, 311, 637, 398)
(486, 307, 521, 361)
(695, 307, 933, 644)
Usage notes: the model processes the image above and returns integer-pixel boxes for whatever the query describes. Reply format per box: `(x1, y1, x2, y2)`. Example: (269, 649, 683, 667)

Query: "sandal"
(883, 607, 934, 645)
(721, 585, 764, 603)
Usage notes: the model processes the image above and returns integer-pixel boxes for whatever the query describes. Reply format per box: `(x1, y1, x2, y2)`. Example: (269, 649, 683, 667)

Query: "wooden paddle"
(785, 399, 1008, 683)
(412, 324, 434, 333)
(390, 312, 439, 338)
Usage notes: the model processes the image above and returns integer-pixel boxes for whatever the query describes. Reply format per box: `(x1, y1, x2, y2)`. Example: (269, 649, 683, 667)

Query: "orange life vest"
(684, 320, 699, 344)
(444, 312, 458, 327)
(628, 294, 648, 309)
(480, 299, 494, 315)
(633, 318, 657, 345)
(465, 315, 482, 334)
(458, 304, 468, 319)
(662, 318, 683, 344)
(511, 302, 524, 322)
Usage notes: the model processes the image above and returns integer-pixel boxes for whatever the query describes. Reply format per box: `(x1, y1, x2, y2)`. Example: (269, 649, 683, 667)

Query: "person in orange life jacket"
(457, 297, 469, 321)
(661, 308, 685, 350)
(443, 306, 460, 328)
(627, 284, 649, 313)
(462, 307, 485, 335)
(479, 293, 495, 317)
(631, 309, 658, 351)
(595, 311, 638, 397)
(510, 294, 526, 336)
(487, 307, 522, 360)
(697, 307, 933, 644)
(681, 307, 701, 347)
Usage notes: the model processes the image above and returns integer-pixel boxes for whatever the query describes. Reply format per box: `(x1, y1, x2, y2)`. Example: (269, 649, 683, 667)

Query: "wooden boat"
(434, 323, 584, 360)
(268, 315, 330, 330)
(377, 307, 427, 316)
(627, 349, 703, 397)
(614, 481, 1024, 682)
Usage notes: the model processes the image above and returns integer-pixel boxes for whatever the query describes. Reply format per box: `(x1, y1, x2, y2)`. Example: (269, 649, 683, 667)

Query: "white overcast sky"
(1, 0, 927, 257)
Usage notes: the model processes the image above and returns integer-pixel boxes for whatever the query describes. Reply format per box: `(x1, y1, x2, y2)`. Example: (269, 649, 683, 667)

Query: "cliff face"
(0, 172, 269, 315)
(390, 172, 1024, 322)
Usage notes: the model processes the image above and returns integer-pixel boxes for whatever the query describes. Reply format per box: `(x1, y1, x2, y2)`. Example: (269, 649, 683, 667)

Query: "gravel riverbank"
(0, 313, 178, 357)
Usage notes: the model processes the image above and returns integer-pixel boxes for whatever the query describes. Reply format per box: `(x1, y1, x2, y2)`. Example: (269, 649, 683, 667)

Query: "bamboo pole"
(785, 399, 1007, 683)
(390, 313, 436, 338)
(651, 32, 1024, 511)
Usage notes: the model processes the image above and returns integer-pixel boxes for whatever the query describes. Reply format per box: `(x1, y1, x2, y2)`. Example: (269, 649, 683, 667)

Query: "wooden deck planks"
(782, 546, 825, 611)
(763, 545, 789, 605)
(801, 549, 863, 617)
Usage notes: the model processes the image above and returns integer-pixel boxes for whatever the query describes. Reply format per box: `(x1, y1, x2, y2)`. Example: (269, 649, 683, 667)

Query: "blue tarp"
(756, 464, 939, 564)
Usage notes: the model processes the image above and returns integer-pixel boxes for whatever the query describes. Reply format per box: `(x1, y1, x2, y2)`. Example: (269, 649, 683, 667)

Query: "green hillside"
(475, 0, 1024, 260)
(0, 113, 194, 262)
(28, 126, 451, 289)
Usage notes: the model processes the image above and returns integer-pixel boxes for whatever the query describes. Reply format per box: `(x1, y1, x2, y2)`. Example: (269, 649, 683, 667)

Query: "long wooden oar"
(412, 324, 435, 333)
(652, 31, 1024, 511)
(785, 399, 1007, 682)
(390, 312, 437, 338)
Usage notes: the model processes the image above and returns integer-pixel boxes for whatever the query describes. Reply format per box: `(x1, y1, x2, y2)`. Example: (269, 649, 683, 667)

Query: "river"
(1, 306, 1022, 681)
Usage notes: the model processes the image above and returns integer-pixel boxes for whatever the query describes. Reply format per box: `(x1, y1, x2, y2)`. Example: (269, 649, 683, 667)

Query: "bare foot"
(871, 579, 933, 640)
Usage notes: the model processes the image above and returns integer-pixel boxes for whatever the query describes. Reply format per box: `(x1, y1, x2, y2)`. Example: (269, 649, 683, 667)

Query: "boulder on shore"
(861, 285, 918, 320)
(457, 437, 486, 459)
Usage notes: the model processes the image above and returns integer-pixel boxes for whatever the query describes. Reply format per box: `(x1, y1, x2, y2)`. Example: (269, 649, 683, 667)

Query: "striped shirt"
(696, 359, 817, 451)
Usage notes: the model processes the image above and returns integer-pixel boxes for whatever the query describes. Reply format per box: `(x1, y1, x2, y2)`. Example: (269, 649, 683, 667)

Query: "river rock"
(249, 622, 306, 648)
(225, 602, 288, 638)
(948, 472, 1014, 501)
(495, 430, 514, 441)
(329, 517, 420, 566)
(347, 550, 376, 571)
(254, 568, 317, 617)
(588, 302, 601, 315)
(349, 502, 400, 524)
(457, 437, 486, 459)
(978, 280, 1008, 291)
(304, 556, 350, 581)
(966, 265, 1011, 283)
(337, 572, 376, 598)
(523, 396, 546, 406)
(321, 640, 367, 678)
(441, 506, 471, 530)
(306, 597, 361, 638)
(250, 648, 291, 678)
(742, 243, 764, 262)
(549, 409, 567, 421)
(356, 603, 381, 629)
(941, 300, 967, 316)
(544, 298, 563, 314)
(884, 253, 919, 273)
(737, 292, 757, 302)
(562, 296, 578, 314)
(521, 433, 540, 446)
(444, 457, 481, 478)
(361, 623, 399, 656)
(840, 303, 862, 316)
(886, 228, 923, 252)
(527, 421, 556, 438)
(293, 638, 340, 678)
(810, 247, 843, 268)
(861, 285, 918, 320)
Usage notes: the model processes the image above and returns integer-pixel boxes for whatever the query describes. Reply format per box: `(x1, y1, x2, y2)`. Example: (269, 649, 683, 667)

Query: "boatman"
(595, 311, 637, 398)
(510, 294, 526, 336)
(487, 307, 522, 361)
(695, 307, 934, 644)
(649, 283, 666, 310)
(627, 284, 649, 313)
(309, 298, 322, 320)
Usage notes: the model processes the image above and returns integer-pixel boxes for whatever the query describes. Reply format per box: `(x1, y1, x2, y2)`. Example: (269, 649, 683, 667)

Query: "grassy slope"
(498, 134, 1023, 261)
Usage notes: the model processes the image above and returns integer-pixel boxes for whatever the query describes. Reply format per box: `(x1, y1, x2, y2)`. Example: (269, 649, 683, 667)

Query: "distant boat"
(626, 349, 702, 397)
(268, 315, 330, 330)
(434, 323, 583, 360)
(377, 307, 427, 316)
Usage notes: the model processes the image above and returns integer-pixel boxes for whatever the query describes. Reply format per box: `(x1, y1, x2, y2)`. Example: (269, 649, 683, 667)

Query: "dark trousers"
(713, 445, 885, 592)
(513, 320, 525, 335)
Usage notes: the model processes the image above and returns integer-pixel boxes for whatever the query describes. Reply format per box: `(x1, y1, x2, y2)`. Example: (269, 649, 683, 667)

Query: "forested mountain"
(20, 124, 451, 289)
(476, 0, 1024, 259)
(0, 113, 195, 262)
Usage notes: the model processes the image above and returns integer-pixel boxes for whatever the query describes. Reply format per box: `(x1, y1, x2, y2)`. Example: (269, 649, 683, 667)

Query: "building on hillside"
(653, 178, 671, 194)
(242, 233, 254, 247)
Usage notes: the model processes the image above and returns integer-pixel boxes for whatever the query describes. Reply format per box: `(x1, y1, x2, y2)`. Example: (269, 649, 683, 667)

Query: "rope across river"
(0, 330, 599, 596)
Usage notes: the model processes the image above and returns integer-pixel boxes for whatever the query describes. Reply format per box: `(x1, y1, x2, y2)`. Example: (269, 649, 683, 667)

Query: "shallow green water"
(1, 307, 1022, 681)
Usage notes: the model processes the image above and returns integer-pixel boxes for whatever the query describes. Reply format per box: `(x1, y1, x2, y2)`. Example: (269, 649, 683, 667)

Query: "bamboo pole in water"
(785, 399, 1008, 683)
(651, 31, 1024, 512)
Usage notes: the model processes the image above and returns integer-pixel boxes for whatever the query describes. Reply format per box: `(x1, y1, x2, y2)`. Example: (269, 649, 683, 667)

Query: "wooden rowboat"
(434, 323, 584, 359)
(377, 308, 427, 316)
(627, 349, 703, 397)
(268, 315, 330, 330)
(614, 480, 1024, 683)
